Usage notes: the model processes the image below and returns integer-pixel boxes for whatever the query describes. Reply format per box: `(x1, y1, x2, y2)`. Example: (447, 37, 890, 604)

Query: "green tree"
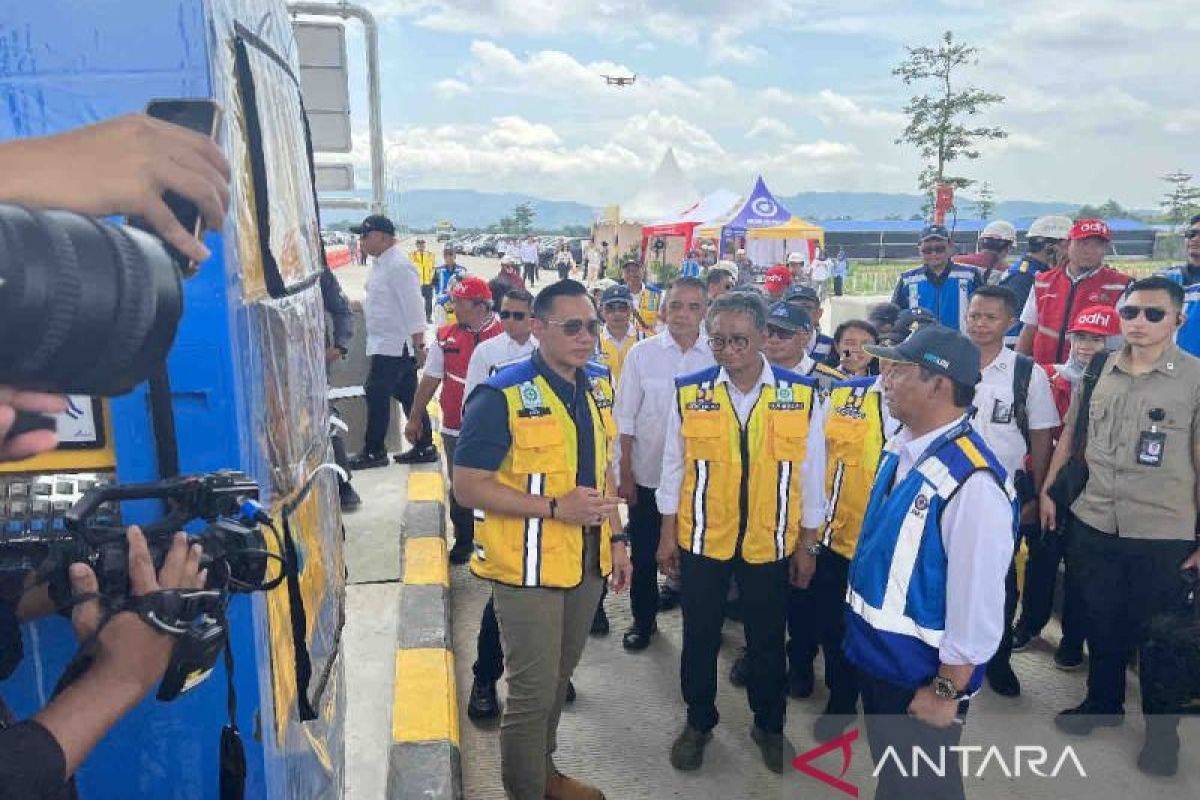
(973, 182, 995, 220)
(894, 31, 1008, 211)
(498, 215, 514, 234)
(512, 202, 536, 234)
(1161, 169, 1200, 229)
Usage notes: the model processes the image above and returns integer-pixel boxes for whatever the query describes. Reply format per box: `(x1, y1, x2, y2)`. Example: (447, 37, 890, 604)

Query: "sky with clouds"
(321, 0, 1198, 209)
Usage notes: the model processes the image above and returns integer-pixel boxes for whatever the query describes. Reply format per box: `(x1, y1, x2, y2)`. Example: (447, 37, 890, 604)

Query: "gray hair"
(706, 289, 768, 331)
(669, 276, 706, 295)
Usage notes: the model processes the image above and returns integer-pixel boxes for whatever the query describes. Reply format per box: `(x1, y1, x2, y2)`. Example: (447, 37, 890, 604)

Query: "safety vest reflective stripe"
(523, 473, 546, 586)
(822, 461, 846, 545)
(690, 459, 709, 554)
(846, 587, 943, 648)
(773, 460, 791, 561)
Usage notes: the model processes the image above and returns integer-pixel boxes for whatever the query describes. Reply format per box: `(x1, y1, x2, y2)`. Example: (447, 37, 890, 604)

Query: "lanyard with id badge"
(1136, 408, 1167, 467)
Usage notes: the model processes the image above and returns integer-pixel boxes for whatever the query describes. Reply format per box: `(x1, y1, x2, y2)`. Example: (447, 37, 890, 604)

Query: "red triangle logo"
(792, 728, 860, 797)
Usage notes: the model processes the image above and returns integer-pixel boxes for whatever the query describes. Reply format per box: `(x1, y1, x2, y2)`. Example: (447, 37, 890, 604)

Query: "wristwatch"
(931, 675, 969, 701)
(804, 542, 822, 556)
(610, 534, 629, 545)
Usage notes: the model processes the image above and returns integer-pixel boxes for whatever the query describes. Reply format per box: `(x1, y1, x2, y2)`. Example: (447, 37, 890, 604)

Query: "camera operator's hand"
(0, 114, 231, 263)
(0, 387, 66, 462)
(32, 527, 204, 778)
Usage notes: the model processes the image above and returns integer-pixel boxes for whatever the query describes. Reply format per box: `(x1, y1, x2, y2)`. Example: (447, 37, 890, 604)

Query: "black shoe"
(787, 665, 814, 699)
(1054, 700, 1124, 736)
(339, 483, 362, 512)
(751, 726, 796, 774)
(622, 622, 656, 651)
(1054, 643, 1085, 671)
(448, 542, 472, 565)
(591, 605, 610, 637)
(813, 711, 856, 744)
(669, 724, 712, 771)
(986, 660, 1022, 697)
(1138, 719, 1181, 777)
(466, 678, 499, 720)
(658, 583, 681, 611)
(1010, 625, 1034, 653)
(348, 451, 389, 470)
(394, 446, 439, 465)
(730, 649, 749, 687)
(565, 680, 576, 703)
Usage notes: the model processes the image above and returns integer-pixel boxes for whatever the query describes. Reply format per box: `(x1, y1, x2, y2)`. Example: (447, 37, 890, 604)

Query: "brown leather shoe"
(544, 772, 606, 800)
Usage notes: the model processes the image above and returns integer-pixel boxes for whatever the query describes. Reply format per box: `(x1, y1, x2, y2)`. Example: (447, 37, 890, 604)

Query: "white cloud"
(709, 24, 765, 65)
(746, 117, 794, 140)
(433, 78, 471, 99)
(481, 116, 562, 148)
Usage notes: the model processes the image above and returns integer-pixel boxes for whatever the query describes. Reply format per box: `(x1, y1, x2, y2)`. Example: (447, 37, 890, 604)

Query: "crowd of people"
(341, 210, 1200, 800)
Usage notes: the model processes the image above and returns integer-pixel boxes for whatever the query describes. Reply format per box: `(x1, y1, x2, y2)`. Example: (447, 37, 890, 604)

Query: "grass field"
(841, 259, 1173, 297)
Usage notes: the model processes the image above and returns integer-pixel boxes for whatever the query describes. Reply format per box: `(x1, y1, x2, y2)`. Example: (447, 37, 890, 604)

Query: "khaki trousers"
(492, 532, 604, 800)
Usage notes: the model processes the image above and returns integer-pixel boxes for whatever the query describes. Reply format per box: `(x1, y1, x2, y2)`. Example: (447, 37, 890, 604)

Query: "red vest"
(438, 317, 502, 431)
(1029, 266, 1129, 365)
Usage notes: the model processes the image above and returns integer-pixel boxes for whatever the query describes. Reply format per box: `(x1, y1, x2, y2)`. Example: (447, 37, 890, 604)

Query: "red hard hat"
(450, 275, 492, 301)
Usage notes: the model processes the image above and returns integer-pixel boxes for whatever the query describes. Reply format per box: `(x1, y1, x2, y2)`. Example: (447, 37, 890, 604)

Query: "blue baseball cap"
(766, 302, 813, 332)
(865, 324, 980, 387)
(919, 224, 951, 242)
(600, 284, 633, 306)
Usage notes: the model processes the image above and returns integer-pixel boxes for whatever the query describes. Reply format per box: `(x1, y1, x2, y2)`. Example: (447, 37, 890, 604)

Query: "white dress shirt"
(464, 333, 538, 400)
(519, 242, 539, 263)
(657, 354, 828, 529)
(362, 244, 426, 357)
(613, 332, 715, 488)
(889, 416, 1015, 667)
(970, 347, 1060, 477)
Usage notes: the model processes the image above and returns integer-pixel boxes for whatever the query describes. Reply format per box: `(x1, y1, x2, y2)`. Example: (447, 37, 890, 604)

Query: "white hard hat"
(980, 220, 1017, 243)
(1027, 215, 1073, 241)
(715, 259, 740, 277)
(500, 253, 518, 265)
(786, 252, 805, 264)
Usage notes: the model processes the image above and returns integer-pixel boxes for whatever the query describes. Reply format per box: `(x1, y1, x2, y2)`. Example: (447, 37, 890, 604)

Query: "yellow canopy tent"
(747, 216, 825, 245)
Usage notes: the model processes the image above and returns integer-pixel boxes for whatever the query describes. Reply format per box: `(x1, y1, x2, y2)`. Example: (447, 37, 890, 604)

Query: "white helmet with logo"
(980, 220, 1017, 243)
(1027, 215, 1073, 241)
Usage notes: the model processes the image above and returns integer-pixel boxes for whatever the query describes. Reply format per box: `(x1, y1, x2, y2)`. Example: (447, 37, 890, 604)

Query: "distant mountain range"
(317, 188, 1114, 231)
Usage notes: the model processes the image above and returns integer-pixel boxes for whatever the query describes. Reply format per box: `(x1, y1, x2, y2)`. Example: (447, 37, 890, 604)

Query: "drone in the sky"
(602, 74, 637, 87)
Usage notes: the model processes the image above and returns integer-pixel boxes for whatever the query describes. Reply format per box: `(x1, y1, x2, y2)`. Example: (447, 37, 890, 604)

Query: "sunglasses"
(920, 244, 948, 255)
(707, 334, 751, 352)
(1118, 305, 1168, 323)
(1185, 230, 1200, 240)
(543, 318, 602, 337)
(499, 310, 527, 321)
(765, 325, 798, 340)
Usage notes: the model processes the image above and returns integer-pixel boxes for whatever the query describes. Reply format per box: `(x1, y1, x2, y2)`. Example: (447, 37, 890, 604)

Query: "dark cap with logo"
(600, 284, 633, 306)
(766, 302, 813, 332)
(349, 214, 396, 236)
(919, 224, 951, 242)
(783, 286, 821, 305)
(865, 324, 980, 387)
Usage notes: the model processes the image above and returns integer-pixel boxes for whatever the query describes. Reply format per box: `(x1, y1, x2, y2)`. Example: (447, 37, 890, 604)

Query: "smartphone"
(130, 98, 222, 274)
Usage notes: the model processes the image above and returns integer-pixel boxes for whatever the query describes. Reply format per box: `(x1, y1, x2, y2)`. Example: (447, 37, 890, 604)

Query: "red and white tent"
(640, 189, 741, 259)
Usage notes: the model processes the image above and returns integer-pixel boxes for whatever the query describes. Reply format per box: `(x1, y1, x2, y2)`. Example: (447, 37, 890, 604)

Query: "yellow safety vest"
(593, 327, 645, 385)
(469, 360, 617, 588)
(409, 250, 436, 284)
(675, 365, 817, 563)
(632, 285, 663, 332)
(822, 378, 887, 560)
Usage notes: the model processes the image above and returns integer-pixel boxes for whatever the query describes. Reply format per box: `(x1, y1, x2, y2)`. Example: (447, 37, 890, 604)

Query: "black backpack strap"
(1070, 351, 1109, 460)
(1011, 352, 1034, 450)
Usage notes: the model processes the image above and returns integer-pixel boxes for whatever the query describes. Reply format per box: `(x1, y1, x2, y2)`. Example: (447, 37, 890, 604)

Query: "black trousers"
(809, 550, 859, 713)
(522, 261, 537, 286)
(679, 549, 789, 733)
(1071, 520, 1195, 712)
(420, 284, 433, 321)
(1017, 518, 1086, 649)
(833, 275, 844, 296)
(787, 584, 818, 677)
(474, 595, 505, 684)
(441, 433, 473, 547)
(859, 670, 969, 800)
(627, 485, 661, 629)
(989, 524, 1036, 669)
(363, 354, 431, 456)
(329, 404, 352, 488)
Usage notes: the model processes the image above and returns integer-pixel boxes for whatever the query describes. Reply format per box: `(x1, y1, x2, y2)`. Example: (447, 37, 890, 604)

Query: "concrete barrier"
(385, 465, 463, 799)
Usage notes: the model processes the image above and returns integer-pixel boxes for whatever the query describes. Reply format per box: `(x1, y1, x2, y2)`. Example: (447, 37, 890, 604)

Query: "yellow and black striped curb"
(386, 464, 463, 800)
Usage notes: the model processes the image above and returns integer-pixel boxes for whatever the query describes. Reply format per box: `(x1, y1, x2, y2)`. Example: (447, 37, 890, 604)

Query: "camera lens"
(0, 204, 183, 396)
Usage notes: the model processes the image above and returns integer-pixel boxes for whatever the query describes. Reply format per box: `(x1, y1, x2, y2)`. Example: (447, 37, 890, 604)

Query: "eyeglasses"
(542, 317, 602, 337)
(1185, 230, 1200, 240)
(920, 245, 948, 255)
(765, 325, 798, 340)
(499, 310, 527, 321)
(707, 334, 751, 351)
(1118, 305, 1168, 323)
